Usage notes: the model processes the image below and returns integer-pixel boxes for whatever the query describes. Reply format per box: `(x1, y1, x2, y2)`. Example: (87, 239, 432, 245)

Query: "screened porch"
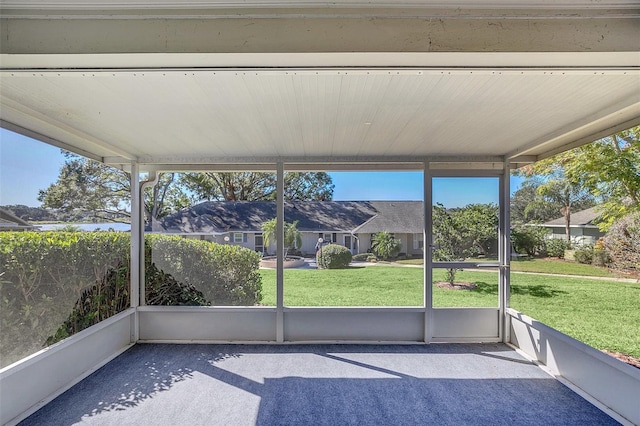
(1, 1, 639, 424)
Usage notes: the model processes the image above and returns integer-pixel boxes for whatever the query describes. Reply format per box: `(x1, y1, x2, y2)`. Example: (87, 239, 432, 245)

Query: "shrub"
(546, 238, 568, 258)
(352, 253, 378, 262)
(574, 245, 594, 264)
(316, 244, 352, 269)
(147, 235, 262, 306)
(604, 211, 640, 272)
(592, 238, 610, 267)
(352, 253, 370, 261)
(0, 232, 131, 367)
(46, 259, 209, 345)
(371, 232, 401, 260)
(0, 232, 262, 367)
(511, 226, 548, 256)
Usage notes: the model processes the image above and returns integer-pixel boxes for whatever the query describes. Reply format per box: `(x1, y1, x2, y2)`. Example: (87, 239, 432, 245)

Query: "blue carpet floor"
(20, 343, 619, 425)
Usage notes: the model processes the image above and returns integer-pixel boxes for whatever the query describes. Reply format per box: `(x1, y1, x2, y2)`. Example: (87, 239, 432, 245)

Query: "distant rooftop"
(150, 201, 424, 234)
(543, 207, 602, 228)
(0, 208, 37, 231)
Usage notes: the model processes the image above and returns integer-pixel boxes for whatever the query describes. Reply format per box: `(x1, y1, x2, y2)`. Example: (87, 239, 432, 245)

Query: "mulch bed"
(602, 350, 640, 369)
(435, 281, 477, 291)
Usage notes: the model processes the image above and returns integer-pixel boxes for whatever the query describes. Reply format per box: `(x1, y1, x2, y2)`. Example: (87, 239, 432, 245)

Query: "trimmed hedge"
(147, 235, 262, 306)
(0, 232, 262, 367)
(316, 244, 352, 269)
(352, 253, 377, 262)
(0, 232, 131, 367)
(46, 258, 209, 345)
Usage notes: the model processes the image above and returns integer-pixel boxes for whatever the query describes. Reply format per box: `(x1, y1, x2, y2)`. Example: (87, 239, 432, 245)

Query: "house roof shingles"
(543, 207, 602, 228)
(151, 201, 424, 234)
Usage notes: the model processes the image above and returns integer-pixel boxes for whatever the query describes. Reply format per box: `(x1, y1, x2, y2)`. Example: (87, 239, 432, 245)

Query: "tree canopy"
(39, 153, 335, 222)
(182, 171, 334, 202)
(38, 153, 132, 221)
(432, 202, 498, 284)
(510, 178, 594, 225)
(514, 126, 639, 232)
(516, 156, 595, 241)
(560, 127, 639, 230)
(38, 153, 188, 222)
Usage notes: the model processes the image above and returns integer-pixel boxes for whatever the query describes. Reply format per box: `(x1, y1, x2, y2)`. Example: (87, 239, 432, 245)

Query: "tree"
(516, 162, 594, 243)
(515, 127, 639, 232)
(432, 203, 498, 284)
(182, 172, 275, 202)
(283, 172, 334, 201)
(561, 127, 640, 230)
(39, 153, 131, 221)
(510, 178, 589, 225)
(142, 173, 190, 223)
(261, 219, 302, 257)
(39, 152, 188, 222)
(182, 172, 334, 202)
(432, 204, 468, 285)
(454, 203, 499, 256)
(371, 232, 401, 260)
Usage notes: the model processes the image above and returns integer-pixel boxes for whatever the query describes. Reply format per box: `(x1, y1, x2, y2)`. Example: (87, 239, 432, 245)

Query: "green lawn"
(395, 257, 619, 278)
(510, 258, 619, 277)
(259, 266, 640, 358)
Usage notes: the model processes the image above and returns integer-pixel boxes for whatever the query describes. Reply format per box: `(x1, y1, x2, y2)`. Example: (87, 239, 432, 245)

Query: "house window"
(323, 233, 332, 243)
(233, 232, 244, 243)
(413, 233, 424, 250)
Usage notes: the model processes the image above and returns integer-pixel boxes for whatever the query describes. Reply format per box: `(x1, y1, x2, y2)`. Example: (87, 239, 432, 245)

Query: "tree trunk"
(562, 205, 571, 244)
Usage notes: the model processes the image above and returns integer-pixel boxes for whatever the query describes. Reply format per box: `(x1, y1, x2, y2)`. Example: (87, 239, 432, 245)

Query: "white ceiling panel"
(1, 68, 639, 165)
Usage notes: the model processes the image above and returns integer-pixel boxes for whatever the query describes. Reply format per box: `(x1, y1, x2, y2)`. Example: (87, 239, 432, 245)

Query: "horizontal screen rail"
(432, 261, 499, 269)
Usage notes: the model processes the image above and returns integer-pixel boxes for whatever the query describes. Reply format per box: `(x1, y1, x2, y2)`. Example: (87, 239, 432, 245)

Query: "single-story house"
(0, 208, 38, 232)
(540, 207, 605, 246)
(149, 200, 424, 256)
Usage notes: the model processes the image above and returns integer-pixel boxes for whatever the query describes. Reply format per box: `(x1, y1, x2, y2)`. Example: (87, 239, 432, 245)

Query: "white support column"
(129, 161, 140, 342)
(424, 161, 433, 343)
(276, 162, 285, 343)
(499, 160, 512, 343)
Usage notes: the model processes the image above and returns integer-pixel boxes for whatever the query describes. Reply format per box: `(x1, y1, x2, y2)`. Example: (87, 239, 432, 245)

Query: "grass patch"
(261, 266, 424, 306)
(510, 273, 640, 358)
(396, 257, 619, 278)
(259, 266, 640, 358)
(510, 258, 617, 277)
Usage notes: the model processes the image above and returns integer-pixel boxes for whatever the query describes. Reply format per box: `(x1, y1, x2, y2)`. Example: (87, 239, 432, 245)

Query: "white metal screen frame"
(135, 160, 510, 344)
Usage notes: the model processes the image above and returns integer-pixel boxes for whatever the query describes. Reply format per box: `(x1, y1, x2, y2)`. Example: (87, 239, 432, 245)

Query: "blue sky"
(1, 128, 523, 207)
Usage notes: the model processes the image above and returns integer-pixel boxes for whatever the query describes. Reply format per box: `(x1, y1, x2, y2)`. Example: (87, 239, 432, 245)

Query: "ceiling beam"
(0, 97, 138, 161)
(535, 116, 640, 161)
(2, 10, 638, 55)
(0, 120, 103, 162)
(506, 96, 640, 160)
(2, 52, 639, 71)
